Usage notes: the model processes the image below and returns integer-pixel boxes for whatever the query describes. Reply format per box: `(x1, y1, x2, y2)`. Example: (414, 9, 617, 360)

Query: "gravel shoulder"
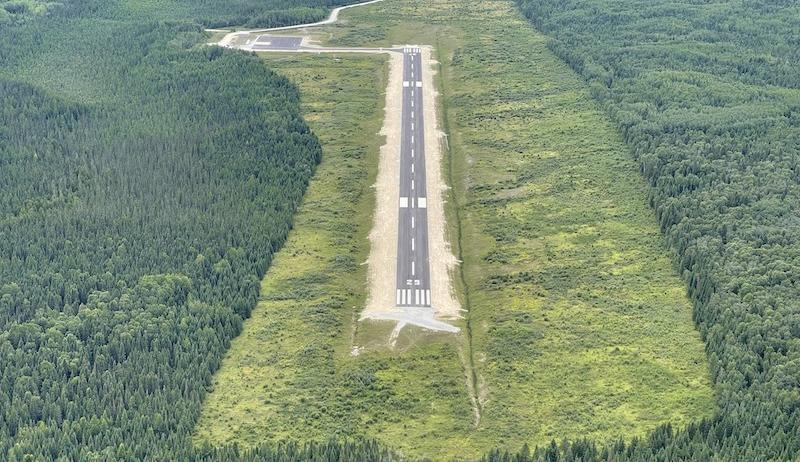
(360, 46, 461, 333)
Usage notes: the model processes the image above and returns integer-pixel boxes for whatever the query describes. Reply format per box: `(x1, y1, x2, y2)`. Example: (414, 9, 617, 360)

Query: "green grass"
(196, 0, 715, 458)
(193, 54, 474, 458)
(320, 0, 716, 450)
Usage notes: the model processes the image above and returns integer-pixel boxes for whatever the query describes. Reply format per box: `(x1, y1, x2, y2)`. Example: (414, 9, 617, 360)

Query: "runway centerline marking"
(396, 47, 431, 308)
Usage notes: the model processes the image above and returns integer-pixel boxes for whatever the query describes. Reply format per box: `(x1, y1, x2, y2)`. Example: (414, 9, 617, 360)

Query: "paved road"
(396, 47, 431, 308)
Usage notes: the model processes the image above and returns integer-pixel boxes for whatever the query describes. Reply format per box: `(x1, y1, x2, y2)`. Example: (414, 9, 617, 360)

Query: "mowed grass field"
(196, 0, 715, 458)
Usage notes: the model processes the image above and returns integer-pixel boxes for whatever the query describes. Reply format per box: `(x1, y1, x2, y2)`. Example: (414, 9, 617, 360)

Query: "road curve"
(209, 0, 383, 43)
(251, 0, 384, 32)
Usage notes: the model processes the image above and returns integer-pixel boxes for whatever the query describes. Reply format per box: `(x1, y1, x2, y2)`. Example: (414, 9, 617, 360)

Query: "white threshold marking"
(399, 197, 408, 208)
(418, 197, 427, 208)
(426, 289, 431, 305)
(396, 289, 401, 305)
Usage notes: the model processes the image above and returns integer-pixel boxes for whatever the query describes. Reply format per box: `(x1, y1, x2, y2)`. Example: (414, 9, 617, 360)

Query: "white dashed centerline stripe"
(412, 261, 415, 276)
(411, 216, 415, 228)
(411, 179, 415, 190)
(412, 238, 415, 251)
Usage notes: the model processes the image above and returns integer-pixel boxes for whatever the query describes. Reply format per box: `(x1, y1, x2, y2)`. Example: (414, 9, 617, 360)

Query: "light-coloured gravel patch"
(420, 45, 462, 321)
(362, 51, 403, 321)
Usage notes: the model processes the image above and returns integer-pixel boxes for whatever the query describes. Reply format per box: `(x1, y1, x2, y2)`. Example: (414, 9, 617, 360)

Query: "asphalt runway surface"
(395, 47, 431, 308)
(251, 35, 303, 50)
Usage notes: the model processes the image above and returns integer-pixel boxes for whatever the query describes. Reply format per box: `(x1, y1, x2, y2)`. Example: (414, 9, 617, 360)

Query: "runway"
(210, 3, 461, 329)
(395, 47, 431, 308)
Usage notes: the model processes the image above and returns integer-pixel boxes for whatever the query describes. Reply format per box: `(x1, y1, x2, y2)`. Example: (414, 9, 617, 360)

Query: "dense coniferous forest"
(1, 0, 355, 27)
(498, 0, 800, 460)
(4, 0, 799, 459)
(0, 0, 392, 460)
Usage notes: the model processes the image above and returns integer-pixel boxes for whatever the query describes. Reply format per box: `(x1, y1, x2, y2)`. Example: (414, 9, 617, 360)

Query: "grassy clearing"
(193, 53, 474, 458)
(324, 0, 716, 450)
(197, 0, 715, 458)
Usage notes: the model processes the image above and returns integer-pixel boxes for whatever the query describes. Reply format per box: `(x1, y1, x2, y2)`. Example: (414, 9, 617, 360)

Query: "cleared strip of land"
(361, 45, 461, 330)
(197, 0, 715, 459)
(322, 0, 715, 449)
(212, 12, 461, 334)
(193, 54, 474, 457)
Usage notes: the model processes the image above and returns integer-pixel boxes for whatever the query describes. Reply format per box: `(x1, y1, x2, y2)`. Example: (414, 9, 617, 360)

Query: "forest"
(504, 0, 800, 460)
(0, 0, 387, 460)
(3, 0, 799, 459)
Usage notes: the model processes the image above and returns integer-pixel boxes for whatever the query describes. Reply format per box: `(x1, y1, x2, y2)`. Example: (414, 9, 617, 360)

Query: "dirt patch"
(362, 51, 402, 319)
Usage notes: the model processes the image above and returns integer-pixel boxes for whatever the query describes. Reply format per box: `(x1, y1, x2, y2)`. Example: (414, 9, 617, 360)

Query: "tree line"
(0, 0, 381, 460)
(506, 0, 800, 460)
